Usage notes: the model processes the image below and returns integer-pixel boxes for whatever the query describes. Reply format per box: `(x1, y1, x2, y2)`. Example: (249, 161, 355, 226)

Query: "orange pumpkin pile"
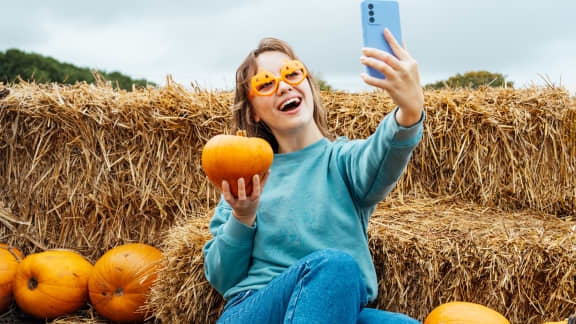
(89, 243, 163, 323)
(1, 243, 162, 322)
(202, 130, 274, 197)
(0, 244, 23, 313)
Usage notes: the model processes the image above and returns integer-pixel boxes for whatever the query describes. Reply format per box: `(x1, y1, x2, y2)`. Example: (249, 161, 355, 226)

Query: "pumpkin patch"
(88, 243, 163, 323)
(202, 130, 273, 197)
(13, 250, 93, 319)
(0, 244, 23, 313)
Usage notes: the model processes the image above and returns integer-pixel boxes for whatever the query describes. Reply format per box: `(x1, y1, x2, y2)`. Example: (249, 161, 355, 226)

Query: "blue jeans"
(217, 249, 420, 324)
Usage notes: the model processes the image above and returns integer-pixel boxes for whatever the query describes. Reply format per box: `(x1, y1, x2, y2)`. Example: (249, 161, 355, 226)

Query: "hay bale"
(370, 197, 576, 323)
(0, 80, 233, 258)
(0, 82, 574, 322)
(0, 83, 573, 259)
(148, 198, 576, 323)
(324, 88, 575, 216)
(145, 214, 221, 323)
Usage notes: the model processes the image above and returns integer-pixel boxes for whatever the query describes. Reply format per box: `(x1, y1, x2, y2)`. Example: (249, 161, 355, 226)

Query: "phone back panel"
(361, 0, 402, 79)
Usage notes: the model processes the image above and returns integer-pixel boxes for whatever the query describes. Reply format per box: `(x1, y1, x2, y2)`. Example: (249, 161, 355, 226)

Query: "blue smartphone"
(361, 0, 402, 79)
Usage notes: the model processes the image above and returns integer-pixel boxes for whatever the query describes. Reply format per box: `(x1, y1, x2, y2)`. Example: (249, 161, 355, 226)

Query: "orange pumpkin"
(0, 244, 23, 313)
(424, 301, 510, 324)
(13, 250, 93, 319)
(202, 130, 273, 197)
(88, 243, 163, 323)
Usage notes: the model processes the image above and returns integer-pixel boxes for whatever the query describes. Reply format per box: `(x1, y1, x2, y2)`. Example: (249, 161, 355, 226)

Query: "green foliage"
(310, 72, 332, 91)
(0, 48, 155, 90)
(425, 71, 514, 90)
(316, 78, 332, 91)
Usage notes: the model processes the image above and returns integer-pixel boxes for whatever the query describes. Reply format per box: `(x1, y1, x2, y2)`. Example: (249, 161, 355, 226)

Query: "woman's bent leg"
(217, 248, 368, 324)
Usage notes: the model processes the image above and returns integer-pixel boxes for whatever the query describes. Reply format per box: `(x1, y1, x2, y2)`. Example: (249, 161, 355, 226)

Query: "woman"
(204, 29, 425, 323)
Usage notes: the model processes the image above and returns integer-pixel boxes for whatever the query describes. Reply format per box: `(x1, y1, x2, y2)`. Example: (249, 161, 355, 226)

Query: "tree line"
(424, 71, 514, 90)
(1, 48, 514, 91)
(0, 49, 155, 90)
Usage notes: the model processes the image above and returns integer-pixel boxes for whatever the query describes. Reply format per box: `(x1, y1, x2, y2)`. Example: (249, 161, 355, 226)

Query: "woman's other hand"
(360, 28, 424, 127)
(222, 170, 270, 227)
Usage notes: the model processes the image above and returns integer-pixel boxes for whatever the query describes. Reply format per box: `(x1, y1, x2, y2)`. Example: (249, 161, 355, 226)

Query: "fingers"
(361, 72, 391, 90)
(250, 170, 271, 200)
(362, 47, 401, 71)
(360, 54, 400, 81)
(383, 28, 409, 60)
(222, 180, 235, 203)
(222, 178, 248, 202)
(260, 170, 271, 189)
(251, 174, 261, 200)
(223, 171, 271, 202)
(237, 177, 247, 200)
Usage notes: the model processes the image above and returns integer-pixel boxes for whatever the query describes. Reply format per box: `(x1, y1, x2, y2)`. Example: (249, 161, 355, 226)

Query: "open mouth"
(278, 97, 302, 112)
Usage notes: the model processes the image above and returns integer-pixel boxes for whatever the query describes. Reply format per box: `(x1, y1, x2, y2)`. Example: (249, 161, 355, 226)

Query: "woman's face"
(249, 51, 315, 136)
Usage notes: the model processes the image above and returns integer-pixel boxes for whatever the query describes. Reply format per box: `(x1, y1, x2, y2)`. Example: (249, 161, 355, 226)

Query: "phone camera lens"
(368, 3, 373, 9)
(369, 10, 374, 16)
(369, 17, 375, 23)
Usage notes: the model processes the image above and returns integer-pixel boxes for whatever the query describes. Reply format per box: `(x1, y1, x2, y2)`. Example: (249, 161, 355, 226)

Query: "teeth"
(280, 98, 301, 110)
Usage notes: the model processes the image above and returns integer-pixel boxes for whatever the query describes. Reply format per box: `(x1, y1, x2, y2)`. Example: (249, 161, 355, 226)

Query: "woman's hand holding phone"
(221, 170, 270, 227)
(360, 29, 424, 127)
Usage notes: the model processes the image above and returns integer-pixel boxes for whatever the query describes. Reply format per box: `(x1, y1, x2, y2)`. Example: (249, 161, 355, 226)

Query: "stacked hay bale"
(149, 198, 576, 324)
(0, 81, 575, 323)
(0, 80, 233, 258)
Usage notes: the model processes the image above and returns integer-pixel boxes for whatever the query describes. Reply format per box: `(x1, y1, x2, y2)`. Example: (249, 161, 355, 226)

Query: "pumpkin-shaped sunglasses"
(249, 60, 308, 97)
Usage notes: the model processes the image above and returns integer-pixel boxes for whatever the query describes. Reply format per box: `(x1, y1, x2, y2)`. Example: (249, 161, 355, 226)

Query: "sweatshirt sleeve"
(337, 107, 425, 208)
(203, 196, 256, 296)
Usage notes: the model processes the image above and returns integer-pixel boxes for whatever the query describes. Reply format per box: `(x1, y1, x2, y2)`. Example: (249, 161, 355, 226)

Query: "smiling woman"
(202, 35, 425, 324)
(231, 39, 332, 154)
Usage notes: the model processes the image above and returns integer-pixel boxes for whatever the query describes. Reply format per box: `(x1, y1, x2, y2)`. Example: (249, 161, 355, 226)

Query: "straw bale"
(370, 197, 576, 323)
(1, 83, 573, 259)
(0, 82, 574, 322)
(148, 198, 576, 323)
(145, 214, 220, 323)
(324, 87, 575, 217)
(0, 80, 233, 258)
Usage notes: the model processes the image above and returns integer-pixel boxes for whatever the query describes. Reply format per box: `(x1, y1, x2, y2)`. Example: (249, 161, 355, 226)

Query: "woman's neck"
(275, 124, 324, 154)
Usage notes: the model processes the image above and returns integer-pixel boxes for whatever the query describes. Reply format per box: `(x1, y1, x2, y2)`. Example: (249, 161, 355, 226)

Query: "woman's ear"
(253, 112, 261, 123)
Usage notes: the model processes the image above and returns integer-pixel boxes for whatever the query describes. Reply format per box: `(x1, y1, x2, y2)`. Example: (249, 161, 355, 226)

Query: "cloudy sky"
(3, 0, 575, 93)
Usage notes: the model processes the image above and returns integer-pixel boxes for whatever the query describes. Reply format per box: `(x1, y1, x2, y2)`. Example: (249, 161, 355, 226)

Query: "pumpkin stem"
(115, 287, 124, 296)
(28, 277, 38, 290)
(236, 130, 247, 137)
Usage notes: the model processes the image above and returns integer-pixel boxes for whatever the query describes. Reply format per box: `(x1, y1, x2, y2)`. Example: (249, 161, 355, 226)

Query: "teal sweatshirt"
(203, 107, 424, 302)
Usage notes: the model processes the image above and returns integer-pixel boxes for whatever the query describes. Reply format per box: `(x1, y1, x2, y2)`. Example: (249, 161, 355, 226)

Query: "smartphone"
(361, 0, 402, 79)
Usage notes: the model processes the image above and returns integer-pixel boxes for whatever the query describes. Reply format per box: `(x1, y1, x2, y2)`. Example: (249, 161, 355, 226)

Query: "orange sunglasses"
(249, 60, 308, 98)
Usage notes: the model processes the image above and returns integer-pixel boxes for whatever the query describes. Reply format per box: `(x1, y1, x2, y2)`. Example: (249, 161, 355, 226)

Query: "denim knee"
(303, 249, 367, 304)
(306, 249, 364, 283)
(318, 248, 358, 268)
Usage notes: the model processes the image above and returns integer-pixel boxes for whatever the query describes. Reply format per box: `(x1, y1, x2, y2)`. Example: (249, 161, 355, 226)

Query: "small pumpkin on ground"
(88, 243, 163, 323)
(424, 301, 510, 324)
(13, 249, 93, 319)
(202, 130, 273, 197)
(0, 244, 23, 313)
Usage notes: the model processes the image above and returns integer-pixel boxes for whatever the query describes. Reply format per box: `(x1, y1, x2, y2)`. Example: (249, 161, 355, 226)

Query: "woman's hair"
(232, 37, 332, 152)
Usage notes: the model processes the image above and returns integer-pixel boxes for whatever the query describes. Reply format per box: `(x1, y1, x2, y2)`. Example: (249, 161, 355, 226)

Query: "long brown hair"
(232, 38, 332, 153)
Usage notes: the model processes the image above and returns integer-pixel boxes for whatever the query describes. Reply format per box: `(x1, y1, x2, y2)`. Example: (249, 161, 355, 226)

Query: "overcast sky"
(3, 1, 575, 93)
